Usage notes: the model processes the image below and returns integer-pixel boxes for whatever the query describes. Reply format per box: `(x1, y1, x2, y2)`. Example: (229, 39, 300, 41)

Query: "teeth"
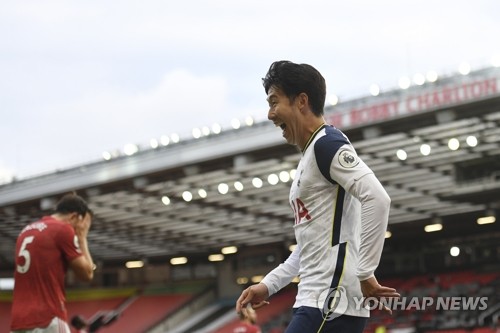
(274, 122, 286, 129)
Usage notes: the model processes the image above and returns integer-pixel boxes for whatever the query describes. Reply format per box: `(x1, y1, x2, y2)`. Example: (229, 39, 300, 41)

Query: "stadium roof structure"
(1, 66, 500, 268)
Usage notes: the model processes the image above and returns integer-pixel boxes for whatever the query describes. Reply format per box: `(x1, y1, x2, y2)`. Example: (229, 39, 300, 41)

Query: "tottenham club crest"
(338, 150, 359, 168)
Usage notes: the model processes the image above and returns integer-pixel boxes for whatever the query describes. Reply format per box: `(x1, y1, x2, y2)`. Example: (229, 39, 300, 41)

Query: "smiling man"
(235, 61, 400, 333)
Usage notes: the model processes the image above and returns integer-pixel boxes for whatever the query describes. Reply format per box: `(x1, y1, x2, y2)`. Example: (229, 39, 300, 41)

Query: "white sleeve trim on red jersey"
(261, 245, 300, 296)
(349, 172, 391, 281)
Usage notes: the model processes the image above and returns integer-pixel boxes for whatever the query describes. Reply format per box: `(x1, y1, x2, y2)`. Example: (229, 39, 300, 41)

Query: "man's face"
(267, 86, 301, 146)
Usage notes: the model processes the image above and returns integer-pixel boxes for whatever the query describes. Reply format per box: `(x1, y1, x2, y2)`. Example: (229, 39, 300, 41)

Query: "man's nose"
(267, 109, 274, 120)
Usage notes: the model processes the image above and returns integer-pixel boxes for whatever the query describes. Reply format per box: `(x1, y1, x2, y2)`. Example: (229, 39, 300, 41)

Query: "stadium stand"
(0, 297, 11, 332)
(68, 293, 193, 332)
(213, 288, 295, 333)
(1, 65, 499, 332)
(0, 282, 210, 333)
(365, 270, 500, 333)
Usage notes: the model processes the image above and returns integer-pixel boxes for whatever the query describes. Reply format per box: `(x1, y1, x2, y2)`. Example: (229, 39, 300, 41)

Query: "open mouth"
(274, 122, 287, 137)
(275, 121, 286, 130)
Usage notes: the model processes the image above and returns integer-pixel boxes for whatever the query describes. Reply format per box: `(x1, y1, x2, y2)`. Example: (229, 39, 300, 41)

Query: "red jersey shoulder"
(233, 323, 261, 333)
(24, 216, 82, 259)
(50, 220, 82, 258)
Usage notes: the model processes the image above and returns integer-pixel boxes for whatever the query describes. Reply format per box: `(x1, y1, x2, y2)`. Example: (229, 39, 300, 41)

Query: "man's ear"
(297, 92, 309, 113)
(69, 212, 80, 223)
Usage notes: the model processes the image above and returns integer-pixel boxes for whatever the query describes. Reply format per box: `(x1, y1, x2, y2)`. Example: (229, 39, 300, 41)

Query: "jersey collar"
(302, 124, 327, 153)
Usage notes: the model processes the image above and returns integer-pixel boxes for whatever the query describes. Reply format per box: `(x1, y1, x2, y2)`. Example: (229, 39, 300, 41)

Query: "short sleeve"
(314, 135, 373, 193)
(56, 224, 82, 262)
(329, 145, 374, 192)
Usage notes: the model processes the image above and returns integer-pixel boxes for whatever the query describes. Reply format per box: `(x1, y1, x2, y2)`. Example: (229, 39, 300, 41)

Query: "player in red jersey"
(10, 193, 95, 333)
(233, 305, 262, 333)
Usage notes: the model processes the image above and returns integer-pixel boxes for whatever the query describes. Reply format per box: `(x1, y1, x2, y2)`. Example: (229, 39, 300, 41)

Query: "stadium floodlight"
(369, 84, 380, 96)
(477, 216, 496, 225)
(0, 278, 14, 290)
(198, 189, 207, 198)
(125, 260, 144, 269)
(492, 55, 500, 67)
(192, 128, 202, 139)
(458, 62, 471, 75)
(212, 123, 222, 134)
(448, 138, 460, 151)
(217, 183, 229, 194)
(170, 257, 188, 265)
(288, 244, 297, 252)
(466, 135, 478, 147)
(236, 277, 249, 285)
(424, 223, 442, 232)
(420, 144, 431, 156)
(426, 71, 438, 82)
(0, 171, 13, 186)
(245, 116, 254, 126)
(267, 173, 279, 185)
(450, 246, 460, 257)
(328, 94, 339, 106)
(182, 191, 193, 202)
(201, 126, 210, 136)
(252, 177, 263, 188)
(170, 133, 180, 143)
(150, 138, 159, 149)
(477, 210, 496, 225)
(385, 231, 392, 239)
(279, 171, 290, 183)
(234, 181, 244, 191)
(251, 275, 264, 283)
(208, 254, 224, 262)
(161, 196, 170, 206)
(396, 149, 407, 161)
(102, 151, 112, 161)
(123, 144, 139, 156)
(221, 246, 238, 254)
(160, 135, 170, 146)
(231, 118, 241, 129)
(290, 169, 297, 180)
(398, 77, 411, 89)
(413, 73, 425, 86)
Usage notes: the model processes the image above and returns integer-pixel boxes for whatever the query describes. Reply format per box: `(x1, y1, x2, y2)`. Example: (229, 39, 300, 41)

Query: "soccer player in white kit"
(236, 61, 400, 333)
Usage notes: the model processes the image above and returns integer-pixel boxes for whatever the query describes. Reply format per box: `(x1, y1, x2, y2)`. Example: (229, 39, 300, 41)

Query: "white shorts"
(11, 317, 71, 333)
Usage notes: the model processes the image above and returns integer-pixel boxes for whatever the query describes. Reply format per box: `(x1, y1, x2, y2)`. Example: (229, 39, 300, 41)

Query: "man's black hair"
(55, 193, 93, 217)
(262, 60, 326, 116)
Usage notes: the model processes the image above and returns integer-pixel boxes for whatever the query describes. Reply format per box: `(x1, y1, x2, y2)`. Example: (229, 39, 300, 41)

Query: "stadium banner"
(325, 69, 500, 129)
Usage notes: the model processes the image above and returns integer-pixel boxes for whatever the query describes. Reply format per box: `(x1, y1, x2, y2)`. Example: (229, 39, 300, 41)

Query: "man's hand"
(70, 212, 95, 282)
(235, 283, 270, 315)
(74, 213, 92, 238)
(360, 276, 400, 315)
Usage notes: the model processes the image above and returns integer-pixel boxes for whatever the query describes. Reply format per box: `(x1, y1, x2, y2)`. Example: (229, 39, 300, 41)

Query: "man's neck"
(51, 213, 70, 223)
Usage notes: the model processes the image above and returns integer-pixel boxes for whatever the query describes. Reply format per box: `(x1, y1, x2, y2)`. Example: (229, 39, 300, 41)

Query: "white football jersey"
(262, 124, 391, 318)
